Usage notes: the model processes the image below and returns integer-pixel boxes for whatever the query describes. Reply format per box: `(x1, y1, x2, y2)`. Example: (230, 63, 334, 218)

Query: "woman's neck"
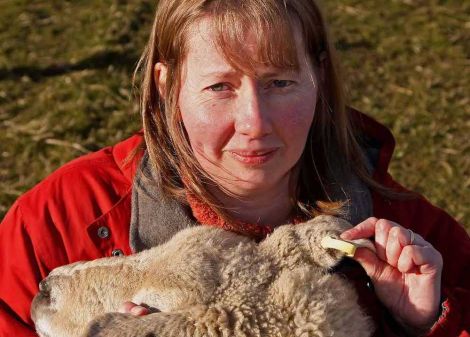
(210, 175, 294, 228)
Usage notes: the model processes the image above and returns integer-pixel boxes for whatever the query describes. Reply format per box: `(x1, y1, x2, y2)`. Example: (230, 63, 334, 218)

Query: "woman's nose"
(235, 86, 273, 138)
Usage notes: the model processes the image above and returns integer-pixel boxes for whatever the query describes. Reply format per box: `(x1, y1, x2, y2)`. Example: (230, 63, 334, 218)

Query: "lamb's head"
(31, 256, 150, 337)
(260, 215, 374, 270)
(297, 215, 358, 268)
(31, 262, 125, 336)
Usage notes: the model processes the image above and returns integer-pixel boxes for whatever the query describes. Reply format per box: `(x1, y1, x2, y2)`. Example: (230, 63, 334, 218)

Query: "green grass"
(1, 0, 468, 229)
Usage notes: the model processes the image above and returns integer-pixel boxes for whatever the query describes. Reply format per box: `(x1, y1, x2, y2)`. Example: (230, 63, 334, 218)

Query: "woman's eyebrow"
(258, 69, 298, 78)
(200, 69, 239, 79)
(200, 68, 298, 80)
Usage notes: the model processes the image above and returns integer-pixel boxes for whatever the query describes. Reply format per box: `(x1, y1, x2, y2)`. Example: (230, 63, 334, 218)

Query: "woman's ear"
(154, 62, 168, 97)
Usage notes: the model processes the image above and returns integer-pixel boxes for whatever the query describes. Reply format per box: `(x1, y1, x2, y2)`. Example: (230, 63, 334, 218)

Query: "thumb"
(352, 247, 383, 280)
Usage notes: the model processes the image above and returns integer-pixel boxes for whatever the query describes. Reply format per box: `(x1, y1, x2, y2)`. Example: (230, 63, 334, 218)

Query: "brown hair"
(135, 0, 384, 220)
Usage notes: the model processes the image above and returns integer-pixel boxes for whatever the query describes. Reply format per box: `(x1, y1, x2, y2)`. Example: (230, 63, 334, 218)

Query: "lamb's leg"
(85, 312, 193, 337)
(85, 306, 236, 337)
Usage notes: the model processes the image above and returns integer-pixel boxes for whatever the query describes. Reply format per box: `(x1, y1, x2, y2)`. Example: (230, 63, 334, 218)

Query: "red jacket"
(1, 113, 469, 337)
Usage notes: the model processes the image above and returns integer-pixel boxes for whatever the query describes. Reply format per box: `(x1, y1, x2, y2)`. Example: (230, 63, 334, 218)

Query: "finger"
(385, 225, 410, 267)
(118, 301, 137, 314)
(397, 245, 443, 275)
(386, 227, 432, 267)
(406, 231, 428, 247)
(374, 219, 397, 262)
(340, 217, 378, 240)
(130, 306, 150, 316)
(351, 246, 384, 281)
(118, 301, 150, 316)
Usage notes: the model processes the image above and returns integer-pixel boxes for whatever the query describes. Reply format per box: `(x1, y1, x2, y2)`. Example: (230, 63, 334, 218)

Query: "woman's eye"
(208, 83, 230, 92)
(270, 80, 294, 88)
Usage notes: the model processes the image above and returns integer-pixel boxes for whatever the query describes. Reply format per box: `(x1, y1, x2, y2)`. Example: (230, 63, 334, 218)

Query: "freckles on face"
(276, 91, 316, 129)
(178, 27, 238, 162)
(179, 81, 234, 161)
(266, 72, 317, 157)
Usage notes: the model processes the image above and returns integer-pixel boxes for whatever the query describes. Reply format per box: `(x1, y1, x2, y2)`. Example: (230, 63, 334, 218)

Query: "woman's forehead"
(183, 17, 305, 76)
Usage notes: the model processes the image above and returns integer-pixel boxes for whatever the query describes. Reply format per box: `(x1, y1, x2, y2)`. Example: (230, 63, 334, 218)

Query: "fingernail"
(131, 306, 148, 316)
(340, 231, 352, 239)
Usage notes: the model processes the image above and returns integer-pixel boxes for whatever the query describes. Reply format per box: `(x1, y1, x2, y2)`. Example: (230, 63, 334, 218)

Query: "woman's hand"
(341, 217, 443, 334)
(118, 301, 150, 316)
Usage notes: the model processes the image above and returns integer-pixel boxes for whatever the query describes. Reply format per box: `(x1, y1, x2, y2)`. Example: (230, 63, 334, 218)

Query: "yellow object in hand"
(321, 236, 357, 257)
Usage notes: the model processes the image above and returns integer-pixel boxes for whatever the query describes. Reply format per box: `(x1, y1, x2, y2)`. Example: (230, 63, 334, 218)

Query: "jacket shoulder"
(16, 133, 143, 230)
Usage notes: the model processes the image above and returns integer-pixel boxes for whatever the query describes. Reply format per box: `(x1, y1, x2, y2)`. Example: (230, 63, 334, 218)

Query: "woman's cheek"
(274, 101, 315, 136)
(182, 103, 234, 160)
(273, 88, 316, 122)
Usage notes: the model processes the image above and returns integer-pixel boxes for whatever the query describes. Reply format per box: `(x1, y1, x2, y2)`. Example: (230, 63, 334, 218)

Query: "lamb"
(31, 215, 374, 337)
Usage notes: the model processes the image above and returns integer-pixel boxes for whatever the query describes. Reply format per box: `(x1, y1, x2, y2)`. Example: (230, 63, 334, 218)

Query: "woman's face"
(168, 18, 318, 196)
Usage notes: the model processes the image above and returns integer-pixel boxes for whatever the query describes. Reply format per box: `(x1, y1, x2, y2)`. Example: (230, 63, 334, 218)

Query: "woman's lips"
(229, 148, 278, 165)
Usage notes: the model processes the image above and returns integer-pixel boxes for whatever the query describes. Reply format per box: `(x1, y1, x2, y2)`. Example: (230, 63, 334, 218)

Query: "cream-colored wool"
(31, 215, 374, 337)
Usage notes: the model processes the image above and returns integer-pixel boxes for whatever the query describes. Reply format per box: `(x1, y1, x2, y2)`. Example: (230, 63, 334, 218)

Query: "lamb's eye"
(209, 83, 230, 92)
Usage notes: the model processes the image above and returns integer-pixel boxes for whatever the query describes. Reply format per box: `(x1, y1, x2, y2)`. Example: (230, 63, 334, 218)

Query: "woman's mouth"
(229, 149, 278, 165)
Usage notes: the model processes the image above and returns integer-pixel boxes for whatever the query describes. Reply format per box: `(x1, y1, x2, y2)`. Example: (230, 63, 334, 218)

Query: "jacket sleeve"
(421, 207, 470, 337)
(372, 172, 470, 337)
(0, 201, 43, 337)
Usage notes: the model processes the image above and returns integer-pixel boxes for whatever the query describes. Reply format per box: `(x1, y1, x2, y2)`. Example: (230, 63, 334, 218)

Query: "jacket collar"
(349, 108, 396, 179)
(129, 153, 196, 252)
(112, 130, 145, 185)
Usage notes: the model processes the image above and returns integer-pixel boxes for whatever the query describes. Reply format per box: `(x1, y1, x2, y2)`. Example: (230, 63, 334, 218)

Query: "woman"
(1, 0, 468, 336)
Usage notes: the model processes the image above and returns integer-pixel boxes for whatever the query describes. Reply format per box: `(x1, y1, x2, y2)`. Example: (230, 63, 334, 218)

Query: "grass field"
(0, 0, 468, 230)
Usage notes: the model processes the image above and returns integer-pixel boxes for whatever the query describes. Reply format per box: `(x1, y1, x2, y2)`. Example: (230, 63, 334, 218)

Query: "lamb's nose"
(39, 279, 50, 295)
